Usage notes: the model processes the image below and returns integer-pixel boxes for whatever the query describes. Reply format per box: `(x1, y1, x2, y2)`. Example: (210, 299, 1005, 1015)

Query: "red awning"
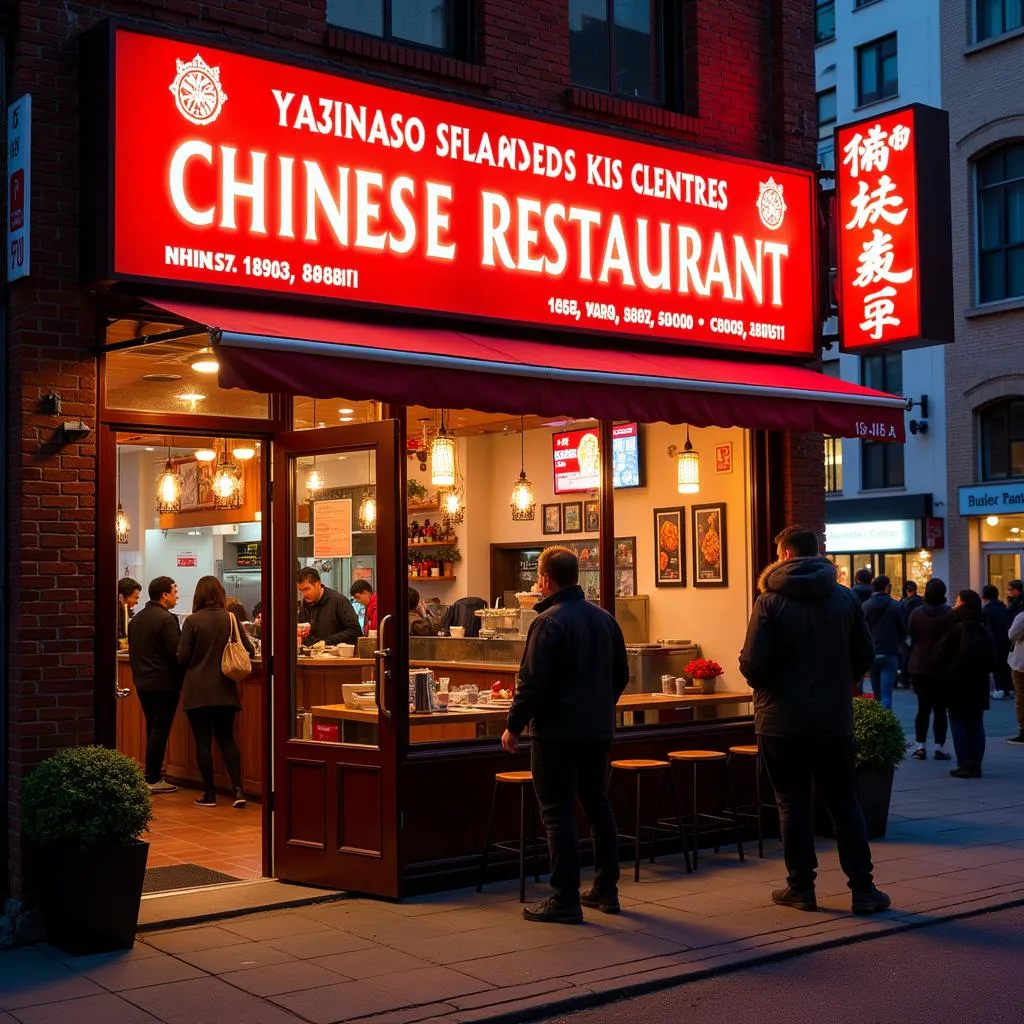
(150, 300, 907, 441)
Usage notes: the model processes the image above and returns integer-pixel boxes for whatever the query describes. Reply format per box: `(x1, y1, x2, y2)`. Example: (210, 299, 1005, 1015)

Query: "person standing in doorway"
(907, 579, 954, 761)
(863, 575, 906, 710)
(297, 567, 361, 645)
(350, 579, 377, 634)
(1007, 600, 1024, 746)
(177, 575, 255, 808)
(502, 546, 629, 923)
(127, 576, 183, 794)
(739, 526, 889, 915)
(981, 585, 1012, 700)
(117, 577, 142, 644)
(851, 568, 874, 605)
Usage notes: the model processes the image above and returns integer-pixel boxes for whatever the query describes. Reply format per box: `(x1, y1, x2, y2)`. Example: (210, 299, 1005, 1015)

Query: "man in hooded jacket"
(739, 526, 889, 915)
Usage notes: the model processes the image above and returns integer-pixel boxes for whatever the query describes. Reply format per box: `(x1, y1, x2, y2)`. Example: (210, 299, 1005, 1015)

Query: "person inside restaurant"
(350, 579, 377, 634)
(408, 587, 437, 636)
(297, 567, 362, 645)
(117, 576, 142, 644)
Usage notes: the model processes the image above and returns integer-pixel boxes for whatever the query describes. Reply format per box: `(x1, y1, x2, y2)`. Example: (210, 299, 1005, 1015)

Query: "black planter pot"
(40, 840, 149, 955)
(814, 765, 895, 841)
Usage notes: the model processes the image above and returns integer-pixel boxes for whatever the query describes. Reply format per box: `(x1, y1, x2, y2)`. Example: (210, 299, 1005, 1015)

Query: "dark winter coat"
(935, 607, 997, 715)
(299, 586, 361, 646)
(901, 594, 924, 617)
(508, 585, 629, 742)
(907, 602, 953, 676)
(852, 582, 874, 604)
(863, 592, 908, 657)
(739, 557, 873, 737)
(128, 600, 184, 692)
(982, 600, 1013, 660)
(177, 607, 255, 711)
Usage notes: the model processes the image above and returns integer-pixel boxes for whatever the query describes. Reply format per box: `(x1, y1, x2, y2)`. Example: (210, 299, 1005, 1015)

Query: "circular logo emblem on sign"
(756, 177, 787, 231)
(169, 54, 227, 126)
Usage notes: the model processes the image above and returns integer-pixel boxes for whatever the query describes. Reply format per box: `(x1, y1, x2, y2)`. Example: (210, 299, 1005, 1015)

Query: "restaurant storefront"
(5, 10, 908, 905)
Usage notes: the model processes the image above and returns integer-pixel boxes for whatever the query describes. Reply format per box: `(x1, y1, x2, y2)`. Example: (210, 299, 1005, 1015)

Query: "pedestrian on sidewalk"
(1007, 599, 1024, 746)
(863, 575, 907, 710)
(1007, 579, 1024, 620)
(898, 581, 923, 688)
(907, 579, 954, 761)
(739, 526, 889, 916)
(981, 584, 1012, 700)
(936, 590, 997, 779)
(852, 567, 874, 605)
(502, 546, 629, 924)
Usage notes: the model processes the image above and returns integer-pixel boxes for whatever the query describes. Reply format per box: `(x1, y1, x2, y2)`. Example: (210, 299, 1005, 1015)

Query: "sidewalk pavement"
(4, 688, 1024, 1024)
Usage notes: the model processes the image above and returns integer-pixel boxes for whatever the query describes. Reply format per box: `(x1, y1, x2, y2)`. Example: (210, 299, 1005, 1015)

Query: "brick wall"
(940, 0, 1024, 589)
(4, 0, 818, 897)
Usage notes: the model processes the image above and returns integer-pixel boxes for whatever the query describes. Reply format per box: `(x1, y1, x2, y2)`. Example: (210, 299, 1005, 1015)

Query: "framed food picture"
(692, 503, 728, 587)
(584, 499, 600, 533)
(542, 503, 562, 535)
(654, 507, 685, 587)
(563, 501, 583, 534)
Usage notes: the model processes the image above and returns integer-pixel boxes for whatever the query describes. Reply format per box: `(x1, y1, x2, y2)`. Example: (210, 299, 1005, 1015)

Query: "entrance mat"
(143, 864, 241, 894)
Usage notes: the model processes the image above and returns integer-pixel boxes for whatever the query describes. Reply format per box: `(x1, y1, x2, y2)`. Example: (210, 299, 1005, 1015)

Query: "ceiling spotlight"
(339, 407, 355, 414)
(986, 515, 1000, 527)
(232, 445, 256, 460)
(190, 348, 219, 374)
(339, 416, 354, 423)
(194, 448, 217, 462)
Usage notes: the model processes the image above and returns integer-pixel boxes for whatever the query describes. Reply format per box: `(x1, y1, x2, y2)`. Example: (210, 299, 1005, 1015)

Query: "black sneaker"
(194, 794, 217, 807)
(232, 788, 247, 809)
(580, 887, 621, 914)
(771, 887, 817, 912)
(949, 766, 982, 779)
(522, 898, 584, 924)
(1006, 734, 1024, 746)
(933, 750, 952, 761)
(911, 748, 927, 760)
(852, 886, 891, 914)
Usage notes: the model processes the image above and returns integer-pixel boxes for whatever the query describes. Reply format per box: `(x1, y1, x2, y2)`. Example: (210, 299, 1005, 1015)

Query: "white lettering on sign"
(825, 519, 917, 553)
(6, 94, 31, 281)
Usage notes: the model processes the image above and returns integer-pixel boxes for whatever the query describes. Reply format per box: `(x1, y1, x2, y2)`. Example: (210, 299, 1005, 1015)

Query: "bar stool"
(666, 750, 744, 870)
(610, 759, 692, 882)
(476, 771, 545, 903)
(727, 744, 777, 859)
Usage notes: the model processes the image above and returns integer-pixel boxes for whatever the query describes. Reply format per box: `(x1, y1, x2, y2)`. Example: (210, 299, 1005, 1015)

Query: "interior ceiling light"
(232, 445, 256, 460)
(430, 411, 456, 487)
(358, 449, 377, 531)
(115, 446, 130, 544)
(339, 407, 355, 414)
(212, 441, 243, 510)
(141, 372, 183, 383)
(155, 446, 183, 514)
(190, 348, 219, 374)
(986, 515, 1000, 527)
(193, 448, 217, 462)
(510, 415, 536, 521)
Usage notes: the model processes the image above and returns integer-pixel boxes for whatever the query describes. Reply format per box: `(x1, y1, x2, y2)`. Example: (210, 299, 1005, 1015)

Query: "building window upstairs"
(976, 143, 1024, 304)
(976, 0, 1024, 43)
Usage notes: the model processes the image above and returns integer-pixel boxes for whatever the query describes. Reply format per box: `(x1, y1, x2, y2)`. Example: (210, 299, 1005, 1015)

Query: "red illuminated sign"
(836, 104, 953, 352)
(83, 27, 818, 357)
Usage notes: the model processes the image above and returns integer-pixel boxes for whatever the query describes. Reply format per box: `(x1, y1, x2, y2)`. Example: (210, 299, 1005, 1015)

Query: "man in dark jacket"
(863, 575, 907, 710)
(297, 567, 361, 645)
(127, 576, 183, 793)
(1007, 579, 1024, 620)
(982, 584, 1013, 699)
(907, 579, 954, 760)
(739, 526, 889, 915)
(851, 568, 874, 605)
(502, 546, 629, 923)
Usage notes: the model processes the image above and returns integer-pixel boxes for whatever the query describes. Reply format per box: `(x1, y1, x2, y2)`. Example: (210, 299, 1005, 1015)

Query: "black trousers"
(912, 674, 948, 745)
(531, 739, 620, 905)
(186, 706, 242, 794)
(136, 689, 180, 784)
(759, 734, 874, 894)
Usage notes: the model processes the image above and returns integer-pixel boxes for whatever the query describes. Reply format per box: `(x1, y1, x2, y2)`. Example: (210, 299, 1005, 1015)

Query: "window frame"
(975, 0, 1024, 43)
(824, 436, 844, 495)
(860, 353, 905, 491)
(855, 33, 899, 107)
(979, 398, 1024, 482)
(815, 0, 836, 44)
(326, 0, 473, 59)
(817, 87, 837, 140)
(974, 143, 1024, 305)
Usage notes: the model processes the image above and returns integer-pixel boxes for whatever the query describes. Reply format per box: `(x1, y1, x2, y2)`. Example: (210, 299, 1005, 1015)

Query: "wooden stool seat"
(495, 771, 533, 784)
(668, 750, 727, 762)
(611, 759, 671, 771)
(728, 745, 759, 756)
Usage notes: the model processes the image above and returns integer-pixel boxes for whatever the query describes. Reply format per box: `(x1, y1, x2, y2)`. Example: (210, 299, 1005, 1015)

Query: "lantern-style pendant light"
(430, 411, 456, 488)
(115, 445, 131, 544)
(358, 450, 377, 531)
(212, 440, 243, 509)
(155, 445, 183, 514)
(441, 483, 465, 526)
(305, 402, 325, 497)
(677, 426, 700, 495)
(510, 415, 536, 521)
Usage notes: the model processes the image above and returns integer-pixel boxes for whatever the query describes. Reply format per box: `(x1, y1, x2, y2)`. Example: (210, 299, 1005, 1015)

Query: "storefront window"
(980, 513, 1024, 543)
(883, 553, 905, 596)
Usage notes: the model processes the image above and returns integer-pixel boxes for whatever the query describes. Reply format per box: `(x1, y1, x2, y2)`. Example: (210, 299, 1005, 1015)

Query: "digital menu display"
(552, 423, 643, 494)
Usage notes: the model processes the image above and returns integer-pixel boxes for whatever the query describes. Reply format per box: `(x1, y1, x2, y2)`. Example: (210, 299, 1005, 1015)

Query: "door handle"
(374, 613, 392, 720)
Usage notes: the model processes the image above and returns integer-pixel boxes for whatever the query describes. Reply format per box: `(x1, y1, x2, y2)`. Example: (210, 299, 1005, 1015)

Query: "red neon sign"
(836, 104, 953, 352)
(91, 28, 818, 357)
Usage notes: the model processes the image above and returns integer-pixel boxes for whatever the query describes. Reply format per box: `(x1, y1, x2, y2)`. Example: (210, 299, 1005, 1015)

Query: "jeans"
(531, 739, 620, 905)
(870, 654, 899, 709)
(136, 689, 181, 784)
(948, 710, 986, 771)
(912, 674, 948, 746)
(186, 707, 242, 794)
(759, 734, 874, 894)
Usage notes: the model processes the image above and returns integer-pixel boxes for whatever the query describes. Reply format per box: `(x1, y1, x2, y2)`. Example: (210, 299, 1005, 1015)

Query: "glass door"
(272, 421, 405, 896)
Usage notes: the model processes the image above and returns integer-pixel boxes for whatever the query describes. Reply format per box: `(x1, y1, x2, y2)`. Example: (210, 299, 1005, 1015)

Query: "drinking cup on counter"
(661, 674, 675, 695)
(436, 691, 449, 711)
(450, 626, 466, 639)
(675, 677, 688, 696)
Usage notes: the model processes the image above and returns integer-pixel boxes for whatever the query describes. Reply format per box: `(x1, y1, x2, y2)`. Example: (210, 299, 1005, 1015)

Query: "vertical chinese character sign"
(6, 94, 30, 282)
(836, 104, 953, 352)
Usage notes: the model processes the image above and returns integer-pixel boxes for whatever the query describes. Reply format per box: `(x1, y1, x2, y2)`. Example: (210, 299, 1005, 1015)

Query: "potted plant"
(816, 696, 906, 840)
(22, 745, 153, 954)
(407, 479, 429, 506)
(683, 657, 724, 694)
(436, 545, 462, 576)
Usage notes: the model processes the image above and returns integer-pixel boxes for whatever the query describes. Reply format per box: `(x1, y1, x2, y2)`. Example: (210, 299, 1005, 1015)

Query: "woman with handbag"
(177, 575, 255, 808)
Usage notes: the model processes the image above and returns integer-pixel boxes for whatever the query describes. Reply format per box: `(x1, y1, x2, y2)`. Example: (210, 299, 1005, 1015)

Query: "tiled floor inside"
(145, 787, 263, 881)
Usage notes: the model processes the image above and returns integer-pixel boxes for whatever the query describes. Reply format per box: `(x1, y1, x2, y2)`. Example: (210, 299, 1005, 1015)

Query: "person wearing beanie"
(907, 578, 954, 760)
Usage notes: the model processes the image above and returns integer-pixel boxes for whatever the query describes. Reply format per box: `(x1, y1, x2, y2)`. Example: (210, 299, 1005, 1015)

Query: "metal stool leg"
(532, 791, 542, 883)
(724, 760, 745, 862)
(755, 754, 765, 859)
(691, 763, 700, 870)
(477, 780, 499, 892)
(667, 767, 693, 873)
(633, 771, 642, 884)
(518, 784, 527, 904)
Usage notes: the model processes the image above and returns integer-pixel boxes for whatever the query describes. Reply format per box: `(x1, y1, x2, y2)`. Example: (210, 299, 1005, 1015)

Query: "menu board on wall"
(313, 498, 353, 559)
(552, 424, 643, 494)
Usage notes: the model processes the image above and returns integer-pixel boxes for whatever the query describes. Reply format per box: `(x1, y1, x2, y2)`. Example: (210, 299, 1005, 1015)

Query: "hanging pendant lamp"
(358, 449, 377, 531)
(115, 445, 131, 544)
(677, 426, 700, 495)
(305, 400, 325, 497)
(155, 444, 183, 514)
(510, 415, 536, 521)
(212, 439, 243, 509)
(430, 410, 457, 488)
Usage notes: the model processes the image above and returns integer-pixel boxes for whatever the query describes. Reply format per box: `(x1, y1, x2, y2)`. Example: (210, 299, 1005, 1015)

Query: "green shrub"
(852, 698, 907, 771)
(22, 746, 153, 849)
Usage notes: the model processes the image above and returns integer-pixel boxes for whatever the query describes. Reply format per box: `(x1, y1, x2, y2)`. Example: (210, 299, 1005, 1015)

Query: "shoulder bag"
(221, 612, 252, 682)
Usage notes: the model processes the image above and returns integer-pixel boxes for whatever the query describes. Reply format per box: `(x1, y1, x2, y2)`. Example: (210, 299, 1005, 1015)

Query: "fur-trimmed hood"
(757, 556, 838, 601)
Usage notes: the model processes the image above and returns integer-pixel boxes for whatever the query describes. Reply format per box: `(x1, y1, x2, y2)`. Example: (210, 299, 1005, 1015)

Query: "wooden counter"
(116, 656, 264, 796)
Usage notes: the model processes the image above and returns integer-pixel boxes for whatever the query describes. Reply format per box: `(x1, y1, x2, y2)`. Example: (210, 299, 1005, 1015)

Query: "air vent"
(141, 372, 184, 382)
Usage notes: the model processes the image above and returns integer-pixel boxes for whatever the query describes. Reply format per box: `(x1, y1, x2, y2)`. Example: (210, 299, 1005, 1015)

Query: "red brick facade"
(3, 0, 821, 897)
